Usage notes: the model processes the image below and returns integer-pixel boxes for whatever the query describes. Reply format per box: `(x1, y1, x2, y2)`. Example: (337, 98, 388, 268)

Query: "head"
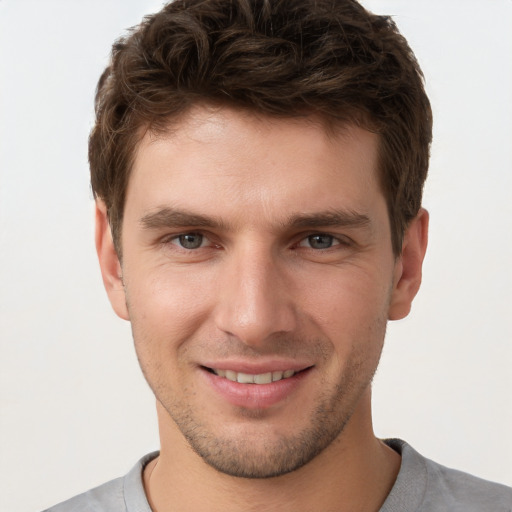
(89, 0, 432, 258)
(92, 0, 431, 481)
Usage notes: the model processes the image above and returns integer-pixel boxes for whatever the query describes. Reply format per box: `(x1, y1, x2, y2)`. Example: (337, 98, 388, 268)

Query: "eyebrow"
(286, 210, 371, 230)
(139, 207, 226, 230)
(139, 207, 371, 232)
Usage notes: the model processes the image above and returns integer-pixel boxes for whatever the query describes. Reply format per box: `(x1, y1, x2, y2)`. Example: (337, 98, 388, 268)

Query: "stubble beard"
(164, 386, 358, 479)
(153, 346, 382, 479)
(129, 293, 389, 480)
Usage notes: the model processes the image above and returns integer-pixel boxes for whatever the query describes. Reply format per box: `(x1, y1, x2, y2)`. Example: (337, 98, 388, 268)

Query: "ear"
(95, 200, 130, 320)
(388, 208, 429, 321)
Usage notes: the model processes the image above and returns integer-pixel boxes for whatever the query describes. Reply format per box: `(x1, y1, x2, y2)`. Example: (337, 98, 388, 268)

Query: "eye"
(171, 232, 206, 250)
(298, 234, 340, 250)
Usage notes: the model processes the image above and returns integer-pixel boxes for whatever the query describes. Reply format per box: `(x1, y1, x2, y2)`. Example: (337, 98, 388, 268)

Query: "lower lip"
(201, 368, 311, 409)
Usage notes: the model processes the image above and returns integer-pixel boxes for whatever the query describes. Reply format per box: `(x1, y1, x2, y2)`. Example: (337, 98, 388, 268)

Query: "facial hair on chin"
(156, 336, 383, 479)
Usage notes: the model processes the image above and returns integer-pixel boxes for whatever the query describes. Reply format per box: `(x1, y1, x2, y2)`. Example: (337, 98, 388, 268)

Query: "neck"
(144, 393, 400, 512)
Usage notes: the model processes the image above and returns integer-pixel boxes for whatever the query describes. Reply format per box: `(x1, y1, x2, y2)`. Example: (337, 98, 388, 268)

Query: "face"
(97, 106, 425, 478)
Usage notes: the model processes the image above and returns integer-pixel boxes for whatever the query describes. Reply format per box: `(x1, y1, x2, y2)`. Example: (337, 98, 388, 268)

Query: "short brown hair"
(89, 0, 432, 256)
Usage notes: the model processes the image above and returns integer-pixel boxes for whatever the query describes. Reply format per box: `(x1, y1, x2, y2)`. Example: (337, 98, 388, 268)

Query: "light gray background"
(1, 1, 511, 511)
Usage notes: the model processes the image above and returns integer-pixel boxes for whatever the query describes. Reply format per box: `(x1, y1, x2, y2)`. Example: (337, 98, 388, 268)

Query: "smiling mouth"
(204, 368, 303, 384)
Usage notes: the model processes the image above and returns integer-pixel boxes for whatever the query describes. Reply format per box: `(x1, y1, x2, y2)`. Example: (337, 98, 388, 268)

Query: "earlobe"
(388, 208, 429, 321)
(95, 200, 130, 320)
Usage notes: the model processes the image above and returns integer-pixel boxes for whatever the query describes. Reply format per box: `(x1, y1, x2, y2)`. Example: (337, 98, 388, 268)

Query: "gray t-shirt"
(43, 439, 512, 511)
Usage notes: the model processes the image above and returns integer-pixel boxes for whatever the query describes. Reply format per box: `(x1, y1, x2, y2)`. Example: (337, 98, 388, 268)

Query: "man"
(44, 0, 511, 510)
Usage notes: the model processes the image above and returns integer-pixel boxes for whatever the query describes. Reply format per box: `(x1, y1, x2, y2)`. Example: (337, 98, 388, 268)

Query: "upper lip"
(200, 359, 313, 374)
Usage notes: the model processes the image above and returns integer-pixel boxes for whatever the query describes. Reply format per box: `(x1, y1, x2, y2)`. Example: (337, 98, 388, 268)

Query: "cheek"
(126, 271, 216, 398)
(297, 266, 392, 373)
(125, 265, 216, 351)
(300, 266, 392, 329)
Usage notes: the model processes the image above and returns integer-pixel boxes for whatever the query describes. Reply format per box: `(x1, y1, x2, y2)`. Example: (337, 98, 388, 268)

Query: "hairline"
(104, 101, 400, 262)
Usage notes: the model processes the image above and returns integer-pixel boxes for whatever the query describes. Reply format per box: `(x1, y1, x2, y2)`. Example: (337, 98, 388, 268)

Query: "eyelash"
(169, 232, 209, 250)
(297, 234, 346, 250)
(162, 231, 351, 251)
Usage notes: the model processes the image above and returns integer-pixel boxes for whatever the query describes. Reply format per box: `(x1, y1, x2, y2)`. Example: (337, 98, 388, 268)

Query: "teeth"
(272, 371, 283, 381)
(254, 372, 272, 384)
(237, 372, 254, 384)
(225, 370, 237, 381)
(213, 368, 296, 384)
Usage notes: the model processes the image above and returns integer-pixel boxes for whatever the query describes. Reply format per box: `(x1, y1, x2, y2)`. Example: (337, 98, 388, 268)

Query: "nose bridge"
(214, 240, 296, 345)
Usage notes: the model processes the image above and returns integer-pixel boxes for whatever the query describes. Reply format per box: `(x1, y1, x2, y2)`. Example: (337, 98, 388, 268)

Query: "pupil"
(179, 233, 203, 249)
(309, 234, 332, 249)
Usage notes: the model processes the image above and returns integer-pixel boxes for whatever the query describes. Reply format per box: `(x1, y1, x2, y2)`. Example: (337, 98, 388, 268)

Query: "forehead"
(127, 106, 383, 228)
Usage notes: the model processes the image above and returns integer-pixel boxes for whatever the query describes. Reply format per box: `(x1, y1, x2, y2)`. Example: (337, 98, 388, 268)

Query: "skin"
(96, 105, 428, 511)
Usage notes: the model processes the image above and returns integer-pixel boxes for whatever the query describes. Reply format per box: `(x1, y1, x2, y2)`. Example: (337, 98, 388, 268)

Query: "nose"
(213, 244, 297, 347)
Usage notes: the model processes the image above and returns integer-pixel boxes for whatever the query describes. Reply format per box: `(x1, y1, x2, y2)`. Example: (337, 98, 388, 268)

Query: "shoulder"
(41, 452, 158, 512)
(382, 439, 512, 511)
(41, 477, 124, 512)
(422, 454, 512, 510)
